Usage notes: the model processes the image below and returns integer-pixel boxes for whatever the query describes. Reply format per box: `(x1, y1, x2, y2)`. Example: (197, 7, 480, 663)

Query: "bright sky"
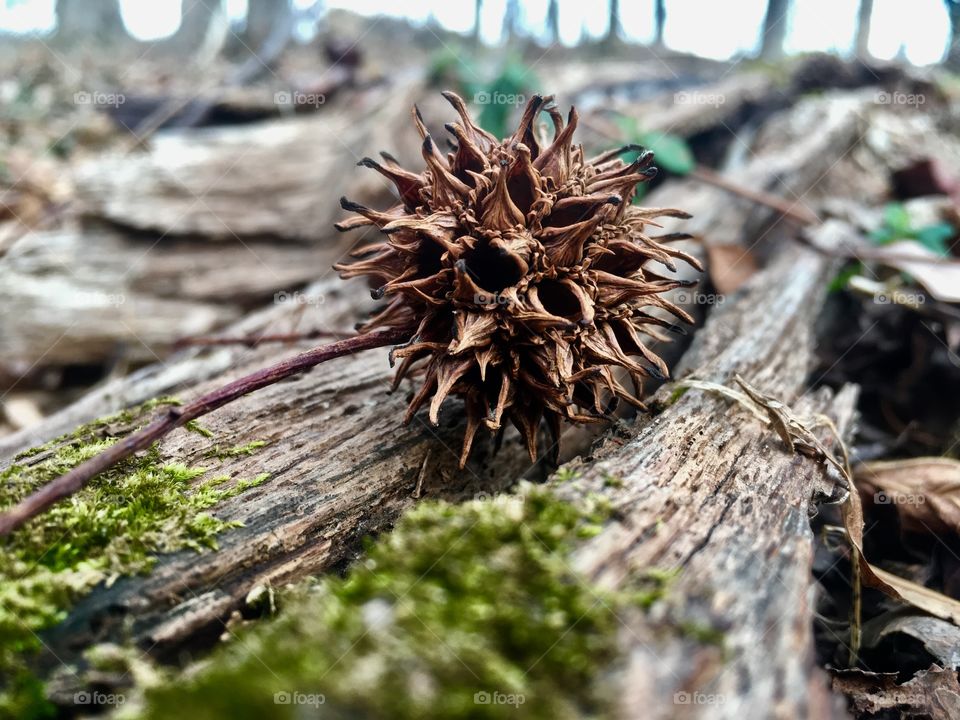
(0, 0, 952, 65)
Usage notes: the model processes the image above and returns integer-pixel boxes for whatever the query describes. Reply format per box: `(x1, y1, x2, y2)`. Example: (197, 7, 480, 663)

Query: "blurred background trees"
(3, 0, 950, 67)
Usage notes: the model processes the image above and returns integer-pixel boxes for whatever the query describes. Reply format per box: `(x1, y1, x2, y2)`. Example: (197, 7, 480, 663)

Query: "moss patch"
(137, 487, 627, 720)
(0, 399, 269, 717)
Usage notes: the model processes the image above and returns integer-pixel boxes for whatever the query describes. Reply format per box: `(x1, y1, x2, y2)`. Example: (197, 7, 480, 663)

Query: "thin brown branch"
(580, 115, 820, 225)
(0, 328, 408, 537)
(688, 166, 821, 226)
(173, 329, 352, 349)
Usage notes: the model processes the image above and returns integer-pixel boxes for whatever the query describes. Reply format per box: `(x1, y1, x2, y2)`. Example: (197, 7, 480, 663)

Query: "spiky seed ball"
(335, 92, 701, 468)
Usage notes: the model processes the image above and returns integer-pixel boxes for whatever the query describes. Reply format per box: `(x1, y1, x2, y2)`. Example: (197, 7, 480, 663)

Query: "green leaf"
(868, 226, 897, 246)
(914, 222, 955, 256)
(476, 55, 537, 139)
(637, 131, 695, 175)
(828, 262, 862, 292)
(882, 203, 912, 235)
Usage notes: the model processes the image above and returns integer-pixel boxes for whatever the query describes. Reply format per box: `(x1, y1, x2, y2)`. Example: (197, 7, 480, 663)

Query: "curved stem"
(173, 329, 351, 349)
(0, 328, 408, 537)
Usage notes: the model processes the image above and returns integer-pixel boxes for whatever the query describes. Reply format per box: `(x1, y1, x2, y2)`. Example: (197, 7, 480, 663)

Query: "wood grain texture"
(556, 233, 857, 719)
(5, 89, 882, 713)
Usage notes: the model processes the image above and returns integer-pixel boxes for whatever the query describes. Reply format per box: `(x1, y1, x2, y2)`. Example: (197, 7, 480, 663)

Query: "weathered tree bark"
(562, 228, 857, 720)
(759, 0, 790, 59)
(6, 88, 873, 695)
(70, 83, 420, 242)
(29, 273, 552, 667)
(0, 223, 340, 383)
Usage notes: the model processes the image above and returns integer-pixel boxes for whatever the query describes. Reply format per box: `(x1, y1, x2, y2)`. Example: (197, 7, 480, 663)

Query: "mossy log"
(1, 84, 935, 717)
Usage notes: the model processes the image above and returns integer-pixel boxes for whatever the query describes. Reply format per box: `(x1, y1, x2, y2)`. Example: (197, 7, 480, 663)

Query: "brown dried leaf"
(844, 479, 960, 625)
(681, 376, 960, 634)
(855, 458, 960, 536)
(705, 243, 758, 295)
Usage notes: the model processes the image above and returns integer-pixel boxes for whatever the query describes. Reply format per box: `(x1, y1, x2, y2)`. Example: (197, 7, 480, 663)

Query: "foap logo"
(674, 691, 726, 706)
(474, 291, 522, 308)
(675, 291, 724, 306)
(274, 91, 326, 108)
(74, 91, 125, 107)
(875, 91, 925, 107)
(74, 691, 126, 707)
(875, 490, 925, 506)
(273, 691, 326, 707)
(474, 691, 526, 707)
(77, 290, 126, 308)
(674, 90, 725, 107)
(473, 91, 526, 106)
(473, 491, 527, 511)
(274, 290, 325, 307)
(873, 290, 925, 306)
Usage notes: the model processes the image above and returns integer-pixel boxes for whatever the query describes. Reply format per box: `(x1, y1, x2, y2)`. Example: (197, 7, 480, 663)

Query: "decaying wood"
(0, 223, 340, 380)
(72, 82, 422, 242)
(558, 229, 857, 720)
(519, 94, 879, 719)
(22, 270, 561, 667)
(1, 85, 920, 712)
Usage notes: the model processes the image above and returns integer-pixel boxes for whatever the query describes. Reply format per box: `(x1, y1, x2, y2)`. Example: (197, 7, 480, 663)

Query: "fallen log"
(561, 225, 859, 719)
(2, 90, 888, 714)
(0, 224, 343, 381)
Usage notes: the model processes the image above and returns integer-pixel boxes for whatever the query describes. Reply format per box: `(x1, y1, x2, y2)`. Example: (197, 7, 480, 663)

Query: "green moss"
(203, 441, 269, 461)
(631, 568, 678, 610)
(0, 399, 269, 716)
(553, 467, 580, 483)
(601, 473, 624, 489)
(677, 621, 726, 648)
(138, 486, 627, 720)
(184, 420, 215, 439)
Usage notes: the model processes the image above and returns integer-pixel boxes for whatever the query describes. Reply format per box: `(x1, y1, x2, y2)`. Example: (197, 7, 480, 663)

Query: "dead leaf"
(2, 396, 44, 431)
(869, 567, 960, 627)
(855, 458, 960, 535)
(872, 240, 960, 303)
(863, 615, 960, 670)
(705, 243, 758, 295)
(678, 376, 960, 639)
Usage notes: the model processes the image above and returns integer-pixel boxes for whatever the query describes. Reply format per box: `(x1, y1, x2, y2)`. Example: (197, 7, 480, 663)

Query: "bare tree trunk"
(164, 0, 228, 62)
(606, 0, 621, 42)
(855, 0, 874, 59)
(946, 1, 960, 70)
(546, 0, 559, 43)
(501, 0, 519, 42)
(473, 0, 483, 43)
(654, 0, 666, 47)
(244, 0, 292, 51)
(759, 0, 790, 59)
(54, 0, 127, 46)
